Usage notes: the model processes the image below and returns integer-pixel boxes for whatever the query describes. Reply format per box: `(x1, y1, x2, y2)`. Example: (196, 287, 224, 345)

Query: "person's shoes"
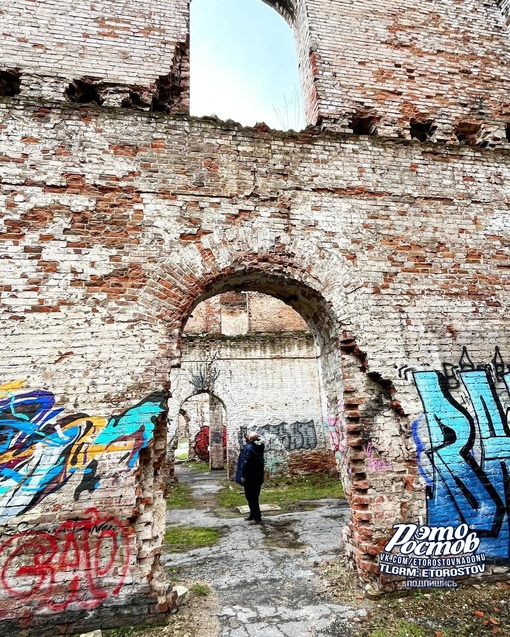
(244, 517, 252, 521)
(249, 519, 261, 525)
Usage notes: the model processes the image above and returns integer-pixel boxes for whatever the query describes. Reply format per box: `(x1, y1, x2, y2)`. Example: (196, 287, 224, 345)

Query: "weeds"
(190, 583, 211, 597)
(165, 526, 221, 552)
(166, 482, 194, 509)
(370, 621, 428, 637)
(218, 473, 344, 510)
(187, 461, 211, 472)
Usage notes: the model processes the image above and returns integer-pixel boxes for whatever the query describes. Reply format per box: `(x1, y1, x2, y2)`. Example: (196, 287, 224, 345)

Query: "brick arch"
(176, 391, 227, 467)
(138, 231, 359, 340)
(261, 0, 296, 22)
(141, 236, 411, 585)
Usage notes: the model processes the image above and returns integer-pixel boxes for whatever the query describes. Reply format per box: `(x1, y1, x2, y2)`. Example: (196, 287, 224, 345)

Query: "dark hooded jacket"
(235, 439, 265, 485)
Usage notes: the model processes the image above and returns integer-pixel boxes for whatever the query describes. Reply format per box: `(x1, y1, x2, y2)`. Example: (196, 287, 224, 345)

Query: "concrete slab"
(236, 504, 282, 514)
(164, 464, 362, 637)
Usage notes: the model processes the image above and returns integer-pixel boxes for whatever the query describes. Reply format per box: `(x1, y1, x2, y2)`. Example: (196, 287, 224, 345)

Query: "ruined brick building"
(1, 0, 510, 634)
(172, 291, 335, 475)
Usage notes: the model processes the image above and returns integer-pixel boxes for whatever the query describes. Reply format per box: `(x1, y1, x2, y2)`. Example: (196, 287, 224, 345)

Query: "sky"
(190, 0, 305, 130)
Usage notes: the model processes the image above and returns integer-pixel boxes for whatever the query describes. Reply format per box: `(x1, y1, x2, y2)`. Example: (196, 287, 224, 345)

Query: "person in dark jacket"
(235, 431, 265, 524)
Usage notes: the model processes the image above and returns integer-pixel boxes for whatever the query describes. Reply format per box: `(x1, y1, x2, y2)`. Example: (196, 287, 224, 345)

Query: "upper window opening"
(190, 0, 305, 131)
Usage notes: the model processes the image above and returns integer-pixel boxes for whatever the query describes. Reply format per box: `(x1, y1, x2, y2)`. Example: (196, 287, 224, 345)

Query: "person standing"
(235, 431, 265, 524)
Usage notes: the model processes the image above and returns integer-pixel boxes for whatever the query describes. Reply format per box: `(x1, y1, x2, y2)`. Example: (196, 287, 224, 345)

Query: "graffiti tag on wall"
(412, 359, 510, 559)
(193, 425, 227, 463)
(239, 420, 317, 452)
(0, 381, 166, 522)
(326, 399, 350, 475)
(0, 508, 130, 610)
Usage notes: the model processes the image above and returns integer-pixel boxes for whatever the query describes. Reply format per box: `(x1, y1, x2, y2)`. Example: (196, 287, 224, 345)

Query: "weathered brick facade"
(1, 0, 510, 634)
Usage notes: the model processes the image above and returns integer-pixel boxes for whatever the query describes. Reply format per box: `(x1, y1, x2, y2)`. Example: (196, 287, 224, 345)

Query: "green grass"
(175, 438, 189, 461)
(189, 583, 211, 597)
(218, 473, 344, 509)
(186, 461, 211, 472)
(164, 526, 221, 552)
(166, 482, 194, 508)
(370, 620, 429, 637)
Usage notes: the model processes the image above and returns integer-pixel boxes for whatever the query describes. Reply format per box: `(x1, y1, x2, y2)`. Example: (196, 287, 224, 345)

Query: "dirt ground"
(319, 556, 510, 636)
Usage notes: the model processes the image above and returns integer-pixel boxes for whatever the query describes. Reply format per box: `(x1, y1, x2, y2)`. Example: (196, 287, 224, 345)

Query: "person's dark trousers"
(244, 482, 262, 521)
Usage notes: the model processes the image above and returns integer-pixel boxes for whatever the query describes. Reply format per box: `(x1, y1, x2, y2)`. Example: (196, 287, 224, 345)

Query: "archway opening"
(190, 0, 305, 130)
(169, 283, 343, 485)
(176, 408, 191, 461)
(179, 392, 227, 469)
(158, 263, 406, 584)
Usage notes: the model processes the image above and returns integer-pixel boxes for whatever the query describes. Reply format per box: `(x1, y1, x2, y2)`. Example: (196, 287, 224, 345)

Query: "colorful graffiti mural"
(193, 424, 227, 463)
(0, 508, 130, 610)
(412, 361, 510, 559)
(0, 381, 166, 522)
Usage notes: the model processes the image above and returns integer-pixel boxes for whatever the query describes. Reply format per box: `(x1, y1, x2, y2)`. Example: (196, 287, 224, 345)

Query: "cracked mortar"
(162, 465, 365, 637)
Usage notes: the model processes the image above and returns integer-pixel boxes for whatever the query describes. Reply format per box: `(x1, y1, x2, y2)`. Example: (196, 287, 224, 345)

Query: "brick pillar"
(340, 337, 413, 589)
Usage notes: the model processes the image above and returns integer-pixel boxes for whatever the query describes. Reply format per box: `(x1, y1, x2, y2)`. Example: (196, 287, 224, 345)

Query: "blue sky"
(190, 0, 305, 130)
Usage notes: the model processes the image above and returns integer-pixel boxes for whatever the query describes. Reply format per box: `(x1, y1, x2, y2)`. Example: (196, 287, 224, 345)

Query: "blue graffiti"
(413, 368, 510, 559)
(0, 385, 167, 523)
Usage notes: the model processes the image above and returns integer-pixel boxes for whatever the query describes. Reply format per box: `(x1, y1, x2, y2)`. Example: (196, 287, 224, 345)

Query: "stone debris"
(236, 504, 282, 514)
(172, 585, 190, 606)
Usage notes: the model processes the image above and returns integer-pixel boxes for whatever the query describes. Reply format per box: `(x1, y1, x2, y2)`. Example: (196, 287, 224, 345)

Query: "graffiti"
(239, 420, 317, 453)
(193, 425, 227, 463)
(0, 508, 130, 610)
(399, 347, 509, 390)
(437, 346, 507, 391)
(412, 365, 510, 559)
(0, 381, 166, 522)
(326, 399, 350, 474)
(366, 442, 392, 472)
(265, 453, 288, 475)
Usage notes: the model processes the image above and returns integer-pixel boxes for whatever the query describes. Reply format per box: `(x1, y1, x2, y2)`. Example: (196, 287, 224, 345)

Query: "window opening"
(190, 0, 305, 130)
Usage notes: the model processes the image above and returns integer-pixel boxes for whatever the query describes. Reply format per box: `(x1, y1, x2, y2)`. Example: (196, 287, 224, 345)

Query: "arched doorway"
(179, 392, 227, 469)
(147, 245, 407, 582)
(176, 407, 191, 461)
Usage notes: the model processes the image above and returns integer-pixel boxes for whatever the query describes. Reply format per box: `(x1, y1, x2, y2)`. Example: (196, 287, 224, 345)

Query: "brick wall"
(1, 100, 510, 628)
(303, 0, 510, 141)
(170, 331, 334, 476)
(0, 0, 189, 107)
(184, 292, 308, 333)
(1, 0, 510, 632)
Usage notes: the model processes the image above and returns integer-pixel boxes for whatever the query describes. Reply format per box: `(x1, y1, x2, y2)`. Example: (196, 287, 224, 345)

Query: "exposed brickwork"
(1, 0, 510, 633)
(0, 0, 189, 106)
(185, 292, 307, 333)
(170, 331, 330, 477)
(303, 0, 510, 141)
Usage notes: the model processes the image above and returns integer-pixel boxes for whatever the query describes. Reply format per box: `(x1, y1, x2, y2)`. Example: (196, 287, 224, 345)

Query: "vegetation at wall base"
(218, 473, 345, 509)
